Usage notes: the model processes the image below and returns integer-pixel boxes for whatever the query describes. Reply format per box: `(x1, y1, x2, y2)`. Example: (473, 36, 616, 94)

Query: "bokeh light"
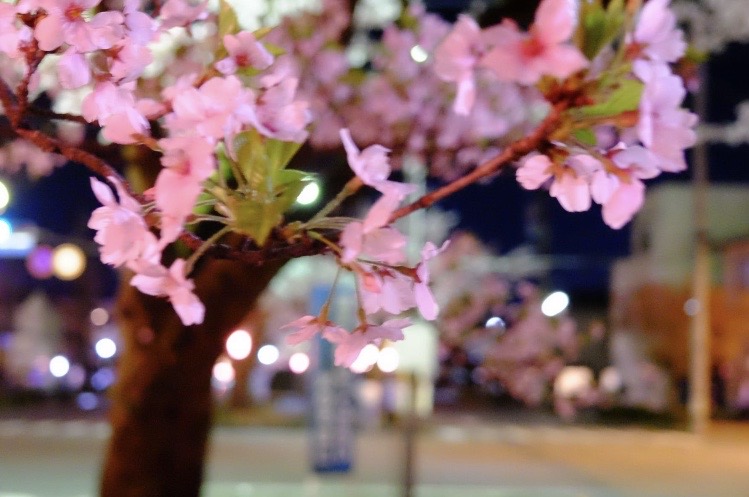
(0, 218, 11, 244)
(26, 245, 54, 279)
(52, 243, 86, 280)
(295, 181, 320, 206)
(288, 352, 310, 374)
(377, 346, 399, 373)
(257, 344, 279, 365)
(0, 180, 9, 213)
(49, 355, 70, 378)
(554, 366, 594, 399)
(226, 329, 252, 361)
(95, 338, 117, 359)
(212, 359, 235, 384)
(90, 307, 109, 326)
(350, 343, 379, 373)
(541, 291, 570, 317)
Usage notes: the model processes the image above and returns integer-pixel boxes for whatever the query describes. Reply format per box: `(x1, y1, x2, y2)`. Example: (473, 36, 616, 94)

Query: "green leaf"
(229, 194, 283, 247)
(572, 128, 598, 147)
(235, 129, 272, 193)
(580, 0, 625, 60)
(267, 139, 303, 172)
(218, 0, 240, 38)
(579, 78, 644, 118)
(275, 169, 314, 211)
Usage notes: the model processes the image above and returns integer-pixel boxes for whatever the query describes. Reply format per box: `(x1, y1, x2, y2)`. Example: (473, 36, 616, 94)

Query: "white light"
(554, 366, 594, 399)
(95, 338, 117, 359)
(90, 307, 109, 326)
(410, 44, 428, 63)
(485, 316, 506, 329)
(52, 243, 86, 280)
(377, 346, 399, 373)
(212, 359, 235, 384)
(0, 180, 9, 212)
(289, 352, 310, 374)
(295, 182, 320, 206)
(350, 343, 379, 373)
(0, 219, 11, 244)
(257, 344, 280, 365)
(226, 329, 252, 361)
(49, 355, 70, 378)
(541, 291, 569, 317)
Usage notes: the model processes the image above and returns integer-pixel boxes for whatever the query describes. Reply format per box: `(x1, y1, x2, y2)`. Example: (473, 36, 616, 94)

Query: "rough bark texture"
(100, 258, 284, 497)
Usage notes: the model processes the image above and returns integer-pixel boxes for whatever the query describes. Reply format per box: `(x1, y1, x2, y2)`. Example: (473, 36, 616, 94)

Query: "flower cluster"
(435, 0, 696, 228)
(0, 0, 698, 369)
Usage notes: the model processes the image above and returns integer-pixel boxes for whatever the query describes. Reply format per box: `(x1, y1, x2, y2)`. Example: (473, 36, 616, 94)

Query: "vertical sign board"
(308, 284, 355, 473)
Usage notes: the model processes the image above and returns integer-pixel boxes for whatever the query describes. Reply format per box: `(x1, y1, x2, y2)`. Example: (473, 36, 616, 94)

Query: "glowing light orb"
(49, 355, 70, 378)
(257, 344, 280, 365)
(0, 219, 11, 244)
(295, 182, 320, 206)
(350, 343, 379, 373)
(95, 338, 117, 359)
(410, 45, 428, 63)
(554, 366, 594, 399)
(0, 180, 9, 213)
(541, 291, 569, 317)
(289, 352, 310, 374)
(52, 243, 86, 280)
(212, 359, 235, 384)
(26, 245, 54, 279)
(377, 346, 399, 373)
(90, 307, 109, 326)
(226, 329, 253, 361)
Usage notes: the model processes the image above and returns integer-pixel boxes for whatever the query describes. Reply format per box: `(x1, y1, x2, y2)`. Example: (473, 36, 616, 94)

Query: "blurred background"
(2, 0, 749, 496)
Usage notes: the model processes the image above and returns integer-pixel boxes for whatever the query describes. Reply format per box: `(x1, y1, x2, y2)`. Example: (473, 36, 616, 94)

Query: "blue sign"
(308, 285, 356, 473)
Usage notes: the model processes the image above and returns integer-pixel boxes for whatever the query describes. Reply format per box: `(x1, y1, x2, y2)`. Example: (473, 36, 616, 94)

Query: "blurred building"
(610, 183, 749, 410)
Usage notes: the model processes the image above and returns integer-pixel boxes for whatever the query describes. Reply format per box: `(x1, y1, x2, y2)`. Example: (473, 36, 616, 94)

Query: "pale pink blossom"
(516, 154, 552, 189)
(631, 0, 686, 63)
(123, 0, 156, 46)
(550, 171, 591, 212)
(340, 222, 407, 265)
(601, 179, 645, 229)
(81, 82, 149, 144)
(480, 0, 588, 85)
(634, 60, 697, 172)
(130, 259, 205, 326)
(108, 43, 153, 83)
(325, 319, 410, 367)
(249, 78, 310, 143)
(88, 176, 158, 267)
(414, 241, 448, 320)
(357, 266, 416, 316)
(166, 76, 255, 142)
(282, 315, 346, 346)
(216, 32, 274, 75)
(57, 49, 90, 89)
(35, 0, 124, 52)
(433, 15, 484, 115)
(159, 0, 209, 28)
(0, 4, 32, 58)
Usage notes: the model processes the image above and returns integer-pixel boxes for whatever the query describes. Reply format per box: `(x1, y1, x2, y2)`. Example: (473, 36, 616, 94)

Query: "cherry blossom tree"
(0, 0, 697, 495)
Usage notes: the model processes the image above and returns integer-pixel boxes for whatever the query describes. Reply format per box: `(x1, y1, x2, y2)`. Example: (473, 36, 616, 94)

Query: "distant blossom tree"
(0, 0, 697, 495)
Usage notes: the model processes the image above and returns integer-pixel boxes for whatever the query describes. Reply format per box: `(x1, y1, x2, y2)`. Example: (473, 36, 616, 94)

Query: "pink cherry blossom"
(601, 178, 645, 229)
(159, 0, 209, 29)
(88, 176, 158, 267)
(634, 60, 697, 172)
(35, 0, 124, 53)
(81, 82, 149, 144)
(0, 3, 32, 58)
(249, 78, 310, 143)
(282, 315, 346, 346)
(57, 49, 91, 89)
(339, 222, 407, 265)
(433, 15, 485, 115)
(480, 0, 588, 85)
(216, 32, 274, 75)
(356, 265, 416, 316)
(414, 241, 448, 320)
(631, 0, 686, 63)
(130, 259, 205, 326)
(516, 154, 553, 189)
(325, 319, 409, 367)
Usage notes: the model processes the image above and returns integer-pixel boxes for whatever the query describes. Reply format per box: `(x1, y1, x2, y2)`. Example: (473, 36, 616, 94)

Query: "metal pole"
(689, 62, 711, 435)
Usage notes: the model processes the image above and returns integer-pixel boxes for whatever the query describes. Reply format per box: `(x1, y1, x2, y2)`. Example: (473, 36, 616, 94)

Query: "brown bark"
(100, 258, 284, 497)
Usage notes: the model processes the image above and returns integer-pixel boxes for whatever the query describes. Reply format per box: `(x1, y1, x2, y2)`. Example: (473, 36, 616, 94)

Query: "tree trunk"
(99, 258, 284, 497)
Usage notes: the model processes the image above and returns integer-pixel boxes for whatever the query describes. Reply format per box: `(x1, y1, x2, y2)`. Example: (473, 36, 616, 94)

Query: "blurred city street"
(2, 410, 749, 497)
